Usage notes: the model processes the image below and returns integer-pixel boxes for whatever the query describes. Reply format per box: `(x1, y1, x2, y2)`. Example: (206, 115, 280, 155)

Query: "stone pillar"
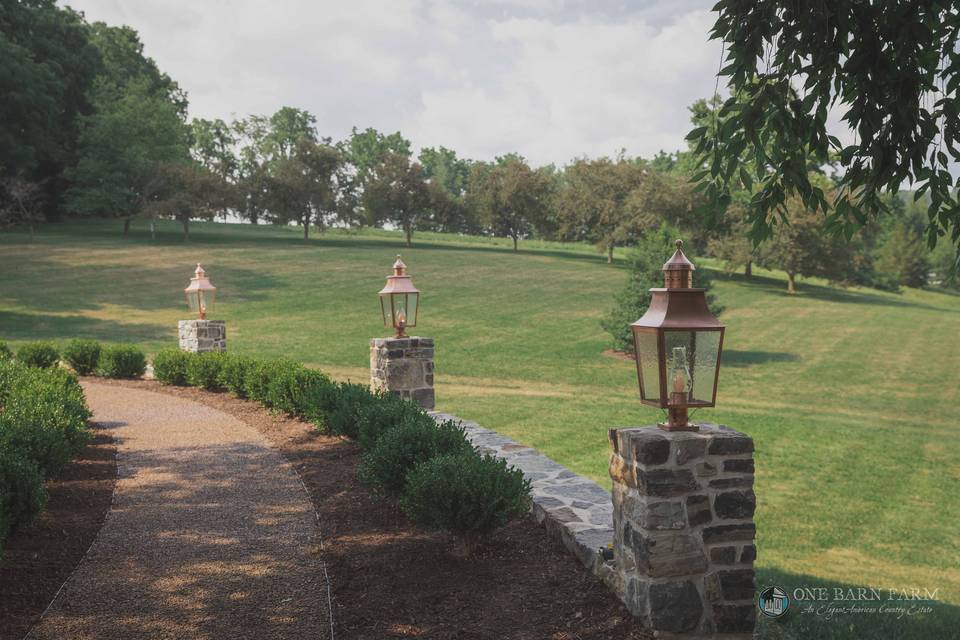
(370, 336, 435, 410)
(608, 423, 756, 638)
(178, 320, 227, 353)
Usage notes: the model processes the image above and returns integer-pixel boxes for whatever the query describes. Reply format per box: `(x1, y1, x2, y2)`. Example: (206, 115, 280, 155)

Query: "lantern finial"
(393, 255, 407, 276)
(663, 239, 695, 288)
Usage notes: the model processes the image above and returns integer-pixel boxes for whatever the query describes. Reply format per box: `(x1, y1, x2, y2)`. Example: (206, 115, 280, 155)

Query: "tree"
(419, 146, 470, 198)
(556, 157, 647, 263)
(233, 116, 270, 225)
(66, 79, 190, 234)
(363, 152, 429, 246)
(758, 194, 856, 294)
(264, 107, 317, 163)
(0, 175, 45, 241)
(0, 0, 100, 214)
(190, 118, 238, 220)
(602, 226, 723, 352)
(142, 162, 224, 239)
(340, 127, 411, 186)
(468, 157, 551, 251)
(875, 219, 931, 289)
(266, 138, 342, 240)
(690, 2, 960, 266)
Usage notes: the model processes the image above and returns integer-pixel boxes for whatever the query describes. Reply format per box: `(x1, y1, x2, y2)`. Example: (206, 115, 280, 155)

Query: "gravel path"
(27, 382, 331, 640)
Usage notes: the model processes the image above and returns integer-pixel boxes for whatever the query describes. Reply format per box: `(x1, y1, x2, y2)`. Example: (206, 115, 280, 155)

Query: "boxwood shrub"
(218, 354, 255, 397)
(62, 339, 102, 375)
(358, 417, 470, 496)
(267, 364, 336, 421)
(0, 451, 47, 548)
(186, 351, 225, 391)
(96, 344, 146, 379)
(356, 392, 426, 450)
(0, 341, 11, 360)
(400, 452, 532, 556)
(152, 348, 191, 385)
(325, 382, 377, 438)
(0, 360, 91, 476)
(16, 341, 59, 368)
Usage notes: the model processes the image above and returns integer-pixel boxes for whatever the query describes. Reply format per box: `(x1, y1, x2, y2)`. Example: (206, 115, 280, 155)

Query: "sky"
(61, 0, 724, 166)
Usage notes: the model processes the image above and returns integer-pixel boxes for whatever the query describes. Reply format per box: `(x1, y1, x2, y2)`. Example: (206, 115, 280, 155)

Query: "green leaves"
(692, 0, 960, 258)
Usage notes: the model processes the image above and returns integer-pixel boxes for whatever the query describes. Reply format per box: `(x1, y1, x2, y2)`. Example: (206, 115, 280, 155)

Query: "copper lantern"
(631, 240, 724, 432)
(184, 263, 217, 320)
(378, 255, 420, 338)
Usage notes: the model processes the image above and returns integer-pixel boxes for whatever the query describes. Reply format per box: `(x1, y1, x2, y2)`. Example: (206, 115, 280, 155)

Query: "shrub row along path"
(27, 382, 331, 640)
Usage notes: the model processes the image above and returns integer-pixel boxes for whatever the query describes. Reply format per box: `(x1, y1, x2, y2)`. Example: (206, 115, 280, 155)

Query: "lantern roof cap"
(663, 240, 695, 272)
(380, 255, 419, 295)
(185, 263, 216, 292)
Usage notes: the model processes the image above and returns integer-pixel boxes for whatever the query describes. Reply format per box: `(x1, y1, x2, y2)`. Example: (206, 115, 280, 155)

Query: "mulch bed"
(0, 427, 117, 640)
(96, 378, 649, 640)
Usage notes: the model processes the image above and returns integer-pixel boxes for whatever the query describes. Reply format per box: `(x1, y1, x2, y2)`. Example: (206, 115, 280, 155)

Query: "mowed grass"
(2, 218, 959, 638)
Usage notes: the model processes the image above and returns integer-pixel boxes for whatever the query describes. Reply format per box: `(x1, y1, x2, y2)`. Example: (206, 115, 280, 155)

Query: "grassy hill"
(2, 219, 958, 638)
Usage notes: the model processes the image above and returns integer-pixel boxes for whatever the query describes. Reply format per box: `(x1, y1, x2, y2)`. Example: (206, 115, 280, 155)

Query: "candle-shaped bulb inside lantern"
(668, 346, 691, 405)
(397, 308, 406, 326)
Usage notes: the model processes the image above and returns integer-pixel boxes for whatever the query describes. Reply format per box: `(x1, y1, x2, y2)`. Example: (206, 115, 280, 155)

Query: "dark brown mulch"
(91, 378, 650, 640)
(0, 427, 117, 640)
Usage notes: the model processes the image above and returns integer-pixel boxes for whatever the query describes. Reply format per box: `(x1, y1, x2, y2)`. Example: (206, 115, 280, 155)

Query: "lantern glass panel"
(187, 291, 201, 313)
(406, 293, 418, 327)
(633, 329, 661, 402)
(199, 289, 215, 315)
(663, 330, 720, 404)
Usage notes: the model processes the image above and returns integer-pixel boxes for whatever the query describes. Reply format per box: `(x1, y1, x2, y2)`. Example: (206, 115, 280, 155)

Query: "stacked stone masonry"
(370, 336, 435, 410)
(609, 424, 756, 638)
(178, 320, 226, 353)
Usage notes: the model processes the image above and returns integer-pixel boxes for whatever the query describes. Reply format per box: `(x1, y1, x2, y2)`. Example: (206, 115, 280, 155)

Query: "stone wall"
(609, 424, 756, 638)
(370, 336, 434, 410)
(178, 320, 226, 353)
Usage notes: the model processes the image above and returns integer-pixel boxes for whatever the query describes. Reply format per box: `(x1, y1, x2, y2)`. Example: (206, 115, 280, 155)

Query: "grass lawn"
(2, 218, 958, 638)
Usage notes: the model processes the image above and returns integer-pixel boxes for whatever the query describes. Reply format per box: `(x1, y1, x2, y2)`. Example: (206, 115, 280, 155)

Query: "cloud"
(63, 0, 723, 165)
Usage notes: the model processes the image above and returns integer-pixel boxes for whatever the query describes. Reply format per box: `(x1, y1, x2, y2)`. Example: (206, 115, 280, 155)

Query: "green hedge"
(143, 350, 531, 554)
(153, 348, 191, 385)
(400, 452, 532, 555)
(218, 354, 254, 397)
(97, 344, 146, 379)
(0, 452, 47, 552)
(0, 341, 11, 360)
(0, 359, 91, 476)
(16, 341, 59, 368)
(62, 339, 101, 375)
(186, 352, 225, 391)
(0, 358, 90, 558)
(359, 417, 470, 496)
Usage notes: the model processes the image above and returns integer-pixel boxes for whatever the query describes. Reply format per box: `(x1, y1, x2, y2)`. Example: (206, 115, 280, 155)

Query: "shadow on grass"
(722, 350, 800, 368)
(0, 310, 170, 344)
(716, 271, 951, 312)
(0, 259, 282, 313)
(21, 219, 628, 270)
(755, 567, 956, 640)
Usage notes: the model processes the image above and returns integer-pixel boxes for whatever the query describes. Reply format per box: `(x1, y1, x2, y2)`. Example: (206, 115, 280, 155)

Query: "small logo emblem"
(758, 585, 789, 618)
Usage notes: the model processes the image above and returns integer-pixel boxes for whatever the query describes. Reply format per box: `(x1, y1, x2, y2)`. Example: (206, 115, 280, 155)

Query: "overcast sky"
(62, 0, 724, 166)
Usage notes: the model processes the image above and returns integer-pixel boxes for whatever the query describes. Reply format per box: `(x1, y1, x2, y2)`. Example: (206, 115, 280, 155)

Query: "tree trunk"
(303, 215, 310, 240)
(182, 218, 189, 241)
(787, 271, 797, 294)
(405, 226, 412, 247)
(123, 217, 131, 237)
(744, 261, 752, 278)
(512, 235, 518, 251)
(607, 244, 614, 264)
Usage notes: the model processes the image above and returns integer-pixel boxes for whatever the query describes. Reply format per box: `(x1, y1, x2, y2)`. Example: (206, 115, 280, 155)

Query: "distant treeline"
(1, 0, 955, 292)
